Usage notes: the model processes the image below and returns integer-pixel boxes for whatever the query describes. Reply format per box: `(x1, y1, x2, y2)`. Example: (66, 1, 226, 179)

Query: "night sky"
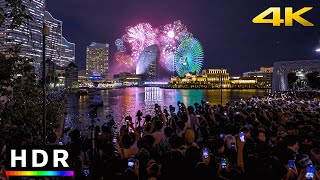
(46, 0, 320, 76)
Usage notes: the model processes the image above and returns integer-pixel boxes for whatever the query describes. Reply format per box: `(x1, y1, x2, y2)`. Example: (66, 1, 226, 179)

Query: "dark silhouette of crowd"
(1, 91, 320, 180)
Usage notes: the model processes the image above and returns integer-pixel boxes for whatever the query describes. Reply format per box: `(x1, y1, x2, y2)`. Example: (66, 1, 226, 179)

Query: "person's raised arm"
(183, 103, 190, 116)
(158, 105, 166, 126)
(129, 120, 141, 140)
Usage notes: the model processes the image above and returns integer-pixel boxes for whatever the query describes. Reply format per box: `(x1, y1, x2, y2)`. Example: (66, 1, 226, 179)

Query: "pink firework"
(115, 52, 133, 68)
(123, 23, 157, 64)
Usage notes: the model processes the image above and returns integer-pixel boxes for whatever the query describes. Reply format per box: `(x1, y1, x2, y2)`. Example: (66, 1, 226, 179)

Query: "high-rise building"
(243, 67, 273, 88)
(0, 0, 45, 66)
(86, 42, 109, 79)
(136, 44, 159, 81)
(60, 37, 75, 67)
(44, 11, 62, 66)
(44, 11, 75, 68)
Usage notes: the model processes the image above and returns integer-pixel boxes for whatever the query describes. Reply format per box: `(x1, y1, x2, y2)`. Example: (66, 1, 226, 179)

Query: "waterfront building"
(202, 69, 230, 88)
(113, 72, 141, 85)
(229, 77, 257, 89)
(65, 62, 78, 89)
(86, 42, 109, 79)
(243, 67, 273, 89)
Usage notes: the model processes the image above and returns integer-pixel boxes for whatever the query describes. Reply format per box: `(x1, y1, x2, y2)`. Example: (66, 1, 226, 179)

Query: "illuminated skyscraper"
(44, 11, 62, 66)
(0, 0, 45, 66)
(136, 44, 158, 81)
(86, 42, 109, 79)
(60, 37, 75, 67)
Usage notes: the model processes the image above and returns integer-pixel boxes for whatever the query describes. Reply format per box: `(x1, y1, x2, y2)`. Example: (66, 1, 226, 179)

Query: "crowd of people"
(1, 91, 320, 180)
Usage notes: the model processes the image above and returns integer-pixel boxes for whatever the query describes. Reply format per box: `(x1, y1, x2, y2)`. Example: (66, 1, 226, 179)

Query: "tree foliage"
(306, 71, 320, 89)
(0, 0, 65, 145)
(287, 72, 298, 90)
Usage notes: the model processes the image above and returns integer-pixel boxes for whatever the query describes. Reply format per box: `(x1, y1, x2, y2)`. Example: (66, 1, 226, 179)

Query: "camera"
(136, 110, 143, 117)
(177, 101, 185, 112)
(306, 165, 315, 180)
(112, 137, 117, 143)
(169, 105, 176, 114)
(125, 115, 132, 122)
(82, 165, 90, 176)
(202, 148, 209, 159)
(155, 104, 160, 116)
(288, 160, 295, 169)
(221, 158, 227, 169)
(128, 158, 136, 169)
(240, 132, 245, 142)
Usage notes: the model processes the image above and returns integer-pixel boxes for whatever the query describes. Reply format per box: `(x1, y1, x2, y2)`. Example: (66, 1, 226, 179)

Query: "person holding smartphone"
(236, 127, 251, 171)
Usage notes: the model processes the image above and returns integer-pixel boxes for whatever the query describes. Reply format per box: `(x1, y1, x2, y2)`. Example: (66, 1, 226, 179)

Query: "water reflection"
(65, 88, 269, 132)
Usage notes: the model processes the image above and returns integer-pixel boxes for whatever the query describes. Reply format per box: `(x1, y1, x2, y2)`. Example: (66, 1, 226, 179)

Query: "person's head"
(164, 127, 174, 138)
(177, 120, 185, 130)
(146, 160, 161, 179)
(224, 134, 237, 150)
(136, 148, 151, 171)
(185, 146, 201, 166)
(122, 169, 139, 180)
(169, 135, 183, 149)
(268, 131, 278, 142)
(144, 135, 155, 147)
(122, 134, 132, 149)
(154, 121, 163, 131)
(184, 129, 195, 145)
(310, 148, 320, 166)
(101, 123, 111, 133)
(239, 126, 250, 139)
(284, 134, 299, 151)
(69, 129, 80, 142)
(257, 129, 266, 142)
(181, 114, 188, 123)
(187, 106, 195, 114)
(47, 131, 57, 144)
(120, 125, 127, 135)
(144, 115, 152, 123)
(214, 139, 225, 154)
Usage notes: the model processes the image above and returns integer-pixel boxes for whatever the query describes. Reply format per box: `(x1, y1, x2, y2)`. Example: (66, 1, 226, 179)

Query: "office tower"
(86, 42, 109, 79)
(0, 0, 45, 67)
(44, 11, 62, 66)
(60, 37, 75, 67)
(136, 44, 158, 81)
(45, 11, 75, 68)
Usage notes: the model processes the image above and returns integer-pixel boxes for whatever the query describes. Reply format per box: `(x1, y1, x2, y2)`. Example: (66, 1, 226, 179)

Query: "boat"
(88, 91, 103, 106)
(76, 89, 89, 96)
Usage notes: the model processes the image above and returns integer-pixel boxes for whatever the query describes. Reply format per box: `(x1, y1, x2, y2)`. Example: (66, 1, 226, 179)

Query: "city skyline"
(46, 0, 320, 76)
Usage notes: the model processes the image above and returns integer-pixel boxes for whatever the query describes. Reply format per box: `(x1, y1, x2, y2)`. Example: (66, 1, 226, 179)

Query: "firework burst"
(123, 23, 157, 64)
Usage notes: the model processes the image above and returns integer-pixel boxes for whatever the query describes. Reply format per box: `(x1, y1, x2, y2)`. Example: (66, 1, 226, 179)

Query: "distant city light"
(316, 48, 320, 52)
(144, 82, 168, 85)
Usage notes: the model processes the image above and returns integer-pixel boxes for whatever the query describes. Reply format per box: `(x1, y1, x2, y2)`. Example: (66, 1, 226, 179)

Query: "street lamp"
(42, 24, 50, 145)
(220, 69, 223, 105)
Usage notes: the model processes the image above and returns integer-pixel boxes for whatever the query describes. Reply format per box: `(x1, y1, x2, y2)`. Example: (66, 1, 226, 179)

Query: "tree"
(306, 71, 320, 89)
(0, 0, 65, 145)
(287, 72, 298, 90)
